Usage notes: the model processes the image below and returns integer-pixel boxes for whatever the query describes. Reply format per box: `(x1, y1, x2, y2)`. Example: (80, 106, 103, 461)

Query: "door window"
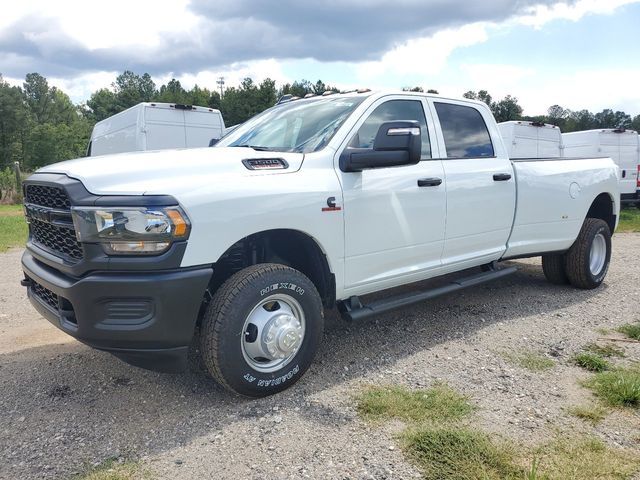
(434, 102, 494, 158)
(350, 100, 431, 159)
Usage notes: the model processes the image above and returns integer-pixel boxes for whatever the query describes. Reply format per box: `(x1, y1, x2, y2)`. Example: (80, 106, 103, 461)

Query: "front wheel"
(200, 263, 324, 397)
(564, 218, 612, 289)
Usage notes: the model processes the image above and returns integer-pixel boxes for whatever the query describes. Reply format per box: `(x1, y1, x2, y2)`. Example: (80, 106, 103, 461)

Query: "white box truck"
(87, 103, 225, 157)
(562, 129, 639, 206)
(498, 121, 562, 158)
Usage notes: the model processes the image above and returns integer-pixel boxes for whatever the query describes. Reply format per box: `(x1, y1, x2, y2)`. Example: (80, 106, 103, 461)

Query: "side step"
(338, 265, 517, 321)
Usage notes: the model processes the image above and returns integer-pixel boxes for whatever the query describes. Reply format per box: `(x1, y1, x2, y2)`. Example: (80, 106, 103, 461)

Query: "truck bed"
(504, 156, 619, 258)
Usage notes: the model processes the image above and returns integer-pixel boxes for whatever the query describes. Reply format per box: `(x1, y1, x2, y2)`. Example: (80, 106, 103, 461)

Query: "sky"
(0, 0, 639, 116)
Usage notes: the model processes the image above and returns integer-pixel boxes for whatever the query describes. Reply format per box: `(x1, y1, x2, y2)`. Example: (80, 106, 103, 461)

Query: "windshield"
(216, 95, 367, 153)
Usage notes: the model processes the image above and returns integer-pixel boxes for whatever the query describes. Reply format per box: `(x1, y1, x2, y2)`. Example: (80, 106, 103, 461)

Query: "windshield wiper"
(232, 144, 274, 151)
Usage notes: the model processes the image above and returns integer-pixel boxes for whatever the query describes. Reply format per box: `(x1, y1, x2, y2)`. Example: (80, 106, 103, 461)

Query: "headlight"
(71, 206, 190, 255)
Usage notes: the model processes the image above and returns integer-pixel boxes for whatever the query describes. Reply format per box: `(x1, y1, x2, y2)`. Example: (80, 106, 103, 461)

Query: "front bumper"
(22, 250, 212, 372)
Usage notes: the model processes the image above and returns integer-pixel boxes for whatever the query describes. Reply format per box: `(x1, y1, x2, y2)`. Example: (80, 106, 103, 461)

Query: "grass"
(74, 459, 148, 480)
(532, 436, 640, 479)
(502, 350, 555, 372)
(617, 323, 640, 341)
(356, 383, 473, 424)
(617, 207, 640, 233)
(356, 384, 640, 479)
(572, 351, 610, 372)
(0, 204, 27, 253)
(402, 427, 525, 480)
(567, 403, 608, 424)
(585, 367, 640, 408)
(584, 342, 625, 358)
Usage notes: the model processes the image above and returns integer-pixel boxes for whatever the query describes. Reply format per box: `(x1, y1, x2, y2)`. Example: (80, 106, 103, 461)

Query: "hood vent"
(242, 158, 289, 171)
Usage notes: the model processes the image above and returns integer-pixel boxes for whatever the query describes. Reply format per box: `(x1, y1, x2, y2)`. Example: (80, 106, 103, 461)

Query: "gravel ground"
(0, 235, 639, 480)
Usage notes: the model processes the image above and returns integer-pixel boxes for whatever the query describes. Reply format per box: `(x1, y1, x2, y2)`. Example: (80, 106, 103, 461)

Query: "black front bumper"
(22, 250, 212, 372)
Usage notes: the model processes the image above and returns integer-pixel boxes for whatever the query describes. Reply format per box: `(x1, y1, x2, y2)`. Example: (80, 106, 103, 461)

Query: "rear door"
(144, 106, 187, 151)
(429, 99, 516, 266)
(616, 131, 639, 196)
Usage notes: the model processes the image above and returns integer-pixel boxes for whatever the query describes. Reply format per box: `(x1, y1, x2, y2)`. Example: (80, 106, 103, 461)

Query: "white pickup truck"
(21, 91, 619, 397)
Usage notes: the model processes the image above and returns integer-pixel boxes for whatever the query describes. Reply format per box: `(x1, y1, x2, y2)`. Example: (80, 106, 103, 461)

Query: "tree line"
(1, 71, 639, 170)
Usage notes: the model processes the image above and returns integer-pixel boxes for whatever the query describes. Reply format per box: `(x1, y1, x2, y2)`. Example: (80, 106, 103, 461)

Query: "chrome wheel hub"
(263, 313, 303, 359)
(242, 294, 305, 373)
(589, 233, 606, 276)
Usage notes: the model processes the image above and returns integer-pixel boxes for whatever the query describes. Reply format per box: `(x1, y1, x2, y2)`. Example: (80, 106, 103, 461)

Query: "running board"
(338, 265, 517, 321)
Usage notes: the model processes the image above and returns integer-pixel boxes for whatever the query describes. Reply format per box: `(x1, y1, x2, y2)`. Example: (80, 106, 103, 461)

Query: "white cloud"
(0, 0, 198, 49)
(356, 23, 489, 80)
(516, 0, 640, 28)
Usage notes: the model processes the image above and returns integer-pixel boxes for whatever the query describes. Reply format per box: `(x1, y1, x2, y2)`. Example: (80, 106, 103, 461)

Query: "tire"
(564, 218, 612, 290)
(200, 263, 324, 397)
(541, 254, 569, 285)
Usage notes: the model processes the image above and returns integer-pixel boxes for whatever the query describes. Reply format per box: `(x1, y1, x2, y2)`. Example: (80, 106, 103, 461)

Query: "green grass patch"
(532, 436, 640, 479)
(0, 205, 27, 253)
(74, 459, 148, 480)
(402, 427, 525, 480)
(502, 350, 555, 372)
(356, 383, 473, 424)
(573, 352, 610, 372)
(617, 323, 640, 341)
(584, 342, 625, 358)
(567, 403, 608, 424)
(585, 367, 640, 408)
(617, 208, 640, 233)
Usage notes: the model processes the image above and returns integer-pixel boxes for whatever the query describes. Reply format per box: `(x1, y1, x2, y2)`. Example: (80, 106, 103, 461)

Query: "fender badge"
(322, 196, 342, 212)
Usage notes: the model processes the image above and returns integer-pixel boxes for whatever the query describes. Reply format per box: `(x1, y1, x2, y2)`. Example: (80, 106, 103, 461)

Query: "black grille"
(24, 183, 83, 261)
(25, 185, 71, 210)
(30, 218, 83, 260)
(32, 280, 59, 310)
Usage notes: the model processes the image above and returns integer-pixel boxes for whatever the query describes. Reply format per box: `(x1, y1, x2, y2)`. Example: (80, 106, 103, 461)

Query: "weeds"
(617, 323, 640, 341)
(502, 350, 555, 372)
(74, 459, 148, 480)
(567, 404, 608, 424)
(573, 352, 610, 372)
(584, 342, 625, 358)
(585, 367, 640, 408)
(357, 383, 473, 424)
(402, 427, 524, 480)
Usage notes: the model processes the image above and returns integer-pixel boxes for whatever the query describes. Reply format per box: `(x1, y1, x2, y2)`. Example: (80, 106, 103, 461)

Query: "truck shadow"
(0, 259, 607, 479)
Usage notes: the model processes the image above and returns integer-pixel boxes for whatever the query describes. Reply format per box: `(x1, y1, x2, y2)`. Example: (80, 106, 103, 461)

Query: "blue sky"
(1, 0, 639, 116)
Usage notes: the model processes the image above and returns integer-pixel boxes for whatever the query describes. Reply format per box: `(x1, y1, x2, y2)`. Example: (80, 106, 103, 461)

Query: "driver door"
(335, 96, 446, 296)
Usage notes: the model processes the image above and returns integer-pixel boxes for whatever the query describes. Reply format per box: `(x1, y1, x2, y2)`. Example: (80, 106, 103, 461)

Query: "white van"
(498, 121, 562, 158)
(562, 129, 639, 206)
(88, 103, 225, 157)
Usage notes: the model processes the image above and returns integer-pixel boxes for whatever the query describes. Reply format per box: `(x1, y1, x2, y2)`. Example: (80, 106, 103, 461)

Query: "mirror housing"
(208, 138, 220, 147)
(340, 121, 421, 172)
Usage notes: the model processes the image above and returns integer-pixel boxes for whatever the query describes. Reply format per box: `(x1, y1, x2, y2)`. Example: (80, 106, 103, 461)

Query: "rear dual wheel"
(542, 218, 611, 290)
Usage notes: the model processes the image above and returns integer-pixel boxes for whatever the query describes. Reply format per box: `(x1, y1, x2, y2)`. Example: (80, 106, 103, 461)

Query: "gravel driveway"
(1, 235, 639, 479)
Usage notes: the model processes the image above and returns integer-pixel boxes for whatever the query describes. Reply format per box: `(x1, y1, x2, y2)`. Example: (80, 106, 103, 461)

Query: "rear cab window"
(434, 102, 494, 158)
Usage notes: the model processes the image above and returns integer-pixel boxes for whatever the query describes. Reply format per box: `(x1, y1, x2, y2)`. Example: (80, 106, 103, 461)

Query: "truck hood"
(38, 147, 304, 196)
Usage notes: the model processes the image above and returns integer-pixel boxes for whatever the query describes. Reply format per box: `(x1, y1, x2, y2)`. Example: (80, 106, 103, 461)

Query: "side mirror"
(340, 121, 422, 172)
(209, 138, 220, 147)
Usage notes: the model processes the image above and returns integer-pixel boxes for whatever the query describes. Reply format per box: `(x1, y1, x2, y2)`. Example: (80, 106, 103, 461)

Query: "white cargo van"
(498, 121, 562, 158)
(87, 103, 225, 157)
(562, 129, 639, 206)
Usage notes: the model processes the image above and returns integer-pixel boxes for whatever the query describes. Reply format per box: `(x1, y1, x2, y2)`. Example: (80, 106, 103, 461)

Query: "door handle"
(493, 173, 512, 181)
(417, 177, 442, 187)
